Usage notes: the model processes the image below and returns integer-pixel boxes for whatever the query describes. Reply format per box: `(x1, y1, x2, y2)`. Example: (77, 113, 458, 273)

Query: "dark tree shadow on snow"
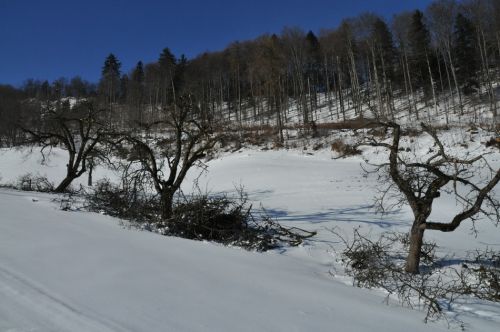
(262, 205, 409, 229)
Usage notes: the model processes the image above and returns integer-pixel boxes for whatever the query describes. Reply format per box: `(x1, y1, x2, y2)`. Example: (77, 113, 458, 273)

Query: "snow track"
(0, 265, 128, 332)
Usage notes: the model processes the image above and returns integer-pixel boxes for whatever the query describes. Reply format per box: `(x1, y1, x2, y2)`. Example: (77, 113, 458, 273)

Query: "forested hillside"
(1, 0, 499, 147)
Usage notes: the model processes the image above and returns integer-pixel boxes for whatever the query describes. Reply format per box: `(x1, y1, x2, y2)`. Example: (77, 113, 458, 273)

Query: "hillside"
(1, 128, 499, 331)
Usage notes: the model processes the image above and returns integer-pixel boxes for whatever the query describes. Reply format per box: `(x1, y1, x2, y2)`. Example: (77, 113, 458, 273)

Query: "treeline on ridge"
(1, 0, 500, 145)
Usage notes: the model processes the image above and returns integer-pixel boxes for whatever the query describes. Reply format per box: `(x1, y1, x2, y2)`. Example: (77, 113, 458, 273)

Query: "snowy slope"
(0, 189, 456, 332)
(0, 129, 499, 331)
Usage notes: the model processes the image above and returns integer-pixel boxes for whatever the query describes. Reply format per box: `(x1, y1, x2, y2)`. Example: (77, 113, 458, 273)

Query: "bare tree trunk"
(161, 189, 175, 220)
(324, 54, 333, 119)
(378, 43, 393, 121)
(277, 78, 284, 143)
(442, 45, 462, 114)
(88, 163, 93, 187)
(405, 219, 425, 274)
(426, 52, 438, 119)
(348, 43, 362, 118)
(404, 49, 417, 120)
(54, 150, 82, 193)
(250, 77, 257, 121)
(307, 77, 313, 121)
(477, 28, 497, 119)
(54, 174, 77, 193)
(371, 46, 384, 119)
(497, 32, 500, 61)
(436, 51, 449, 124)
(336, 56, 346, 122)
(400, 55, 412, 118)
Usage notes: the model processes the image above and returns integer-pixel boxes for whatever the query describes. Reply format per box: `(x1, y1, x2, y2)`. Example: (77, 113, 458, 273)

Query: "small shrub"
(485, 137, 500, 149)
(240, 126, 276, 146)
(334, 230, 443, 320)
(273, 140, 284, 149)
(458, 249, 500, 301)
(334, 229, 500, 323)
(403, 128, 423, 137)
(312, 142, 323, 151)
(17, 173, 54, 192)
(330, 139, 361, 157)
(86, 179, 158, 222)
(367, 127, 387, 138)
(149, 192, 315, 251)
(311, 118, 379, 130)
(84, 183, 315, 251)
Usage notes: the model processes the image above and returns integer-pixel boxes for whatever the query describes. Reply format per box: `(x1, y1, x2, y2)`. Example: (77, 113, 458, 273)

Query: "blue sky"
(0, 0, 434, 85)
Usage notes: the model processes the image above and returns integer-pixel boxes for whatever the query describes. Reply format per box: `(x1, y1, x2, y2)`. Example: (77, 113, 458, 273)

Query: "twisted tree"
(366, 122, 499, 273)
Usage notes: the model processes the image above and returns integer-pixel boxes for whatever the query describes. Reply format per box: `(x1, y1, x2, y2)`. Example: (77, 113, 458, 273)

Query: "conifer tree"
(159, 48, 176, 70)
(372, 18, 395, 81)
(120, 74, 129, 102)
(174, 54, 188, 95)
(454, 13, 478, 93)
(158, 48, 177, 105)
(305, 31, 322, 110)
(128, 61, 146, 122)
(408, 10, 432, 91)
(305, 30, 321, 69)
(131, 61, 145, 83)
(99, 53, 122, 105)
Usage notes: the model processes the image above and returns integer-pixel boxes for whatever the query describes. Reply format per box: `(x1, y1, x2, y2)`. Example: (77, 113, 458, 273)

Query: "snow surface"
(0, 188, 456, 332)
(1, 130, 499, 331)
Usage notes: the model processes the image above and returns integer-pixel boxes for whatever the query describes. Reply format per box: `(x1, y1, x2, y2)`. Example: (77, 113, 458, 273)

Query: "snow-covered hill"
(0, 127, 499, 331)
(0, 188, 460, 332)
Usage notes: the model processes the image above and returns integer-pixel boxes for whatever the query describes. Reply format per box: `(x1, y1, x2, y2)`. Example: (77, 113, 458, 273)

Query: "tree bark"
(405, 218, 426, 274)
(88, 162, 93, 187)
(160, 189, 175, 220)
(54, 172, 78, 193)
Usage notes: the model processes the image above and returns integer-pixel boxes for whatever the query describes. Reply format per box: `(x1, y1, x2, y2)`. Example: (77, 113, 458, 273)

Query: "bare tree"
(117, 95, 217, 220)
(21, 100, 107, 193)
(427, 0, 463, 113)
(365, 122, 499, 274)
(280, 27, 308, 125)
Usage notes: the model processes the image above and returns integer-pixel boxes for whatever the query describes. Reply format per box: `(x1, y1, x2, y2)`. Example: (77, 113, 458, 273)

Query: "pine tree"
(128, 61, 145, 105)
(174, 54, 187, 95)
(408, 10, 432, 91)
(158, 48, 177, 105)
(120, 74, 129, 102)
(372, 18, 395, 81)
(99, 53, 121, 104)
(131, 61, 145, 83)
(128, 61, 146, 122)
(306, 31, 321, 88)
(159, 48, 176, 70)
(454, 13, 478, 94)
(305, 31, 321, 65)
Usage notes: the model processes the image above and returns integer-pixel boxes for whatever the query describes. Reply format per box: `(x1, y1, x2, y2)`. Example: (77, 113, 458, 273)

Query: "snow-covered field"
(0, 128, 499, 331)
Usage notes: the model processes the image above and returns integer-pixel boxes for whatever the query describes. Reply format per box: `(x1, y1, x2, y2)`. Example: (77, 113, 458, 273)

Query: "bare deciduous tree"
(117, 95, 217, 220)
(21, 100, 107, 192)
(365, 122, 499, 273)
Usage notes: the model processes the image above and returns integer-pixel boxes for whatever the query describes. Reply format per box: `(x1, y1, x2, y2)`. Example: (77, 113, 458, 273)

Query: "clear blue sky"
(0, 0, 434, 86)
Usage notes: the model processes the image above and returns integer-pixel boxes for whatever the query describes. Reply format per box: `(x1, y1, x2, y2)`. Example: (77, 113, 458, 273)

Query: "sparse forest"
(1, 0, 499, 146)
